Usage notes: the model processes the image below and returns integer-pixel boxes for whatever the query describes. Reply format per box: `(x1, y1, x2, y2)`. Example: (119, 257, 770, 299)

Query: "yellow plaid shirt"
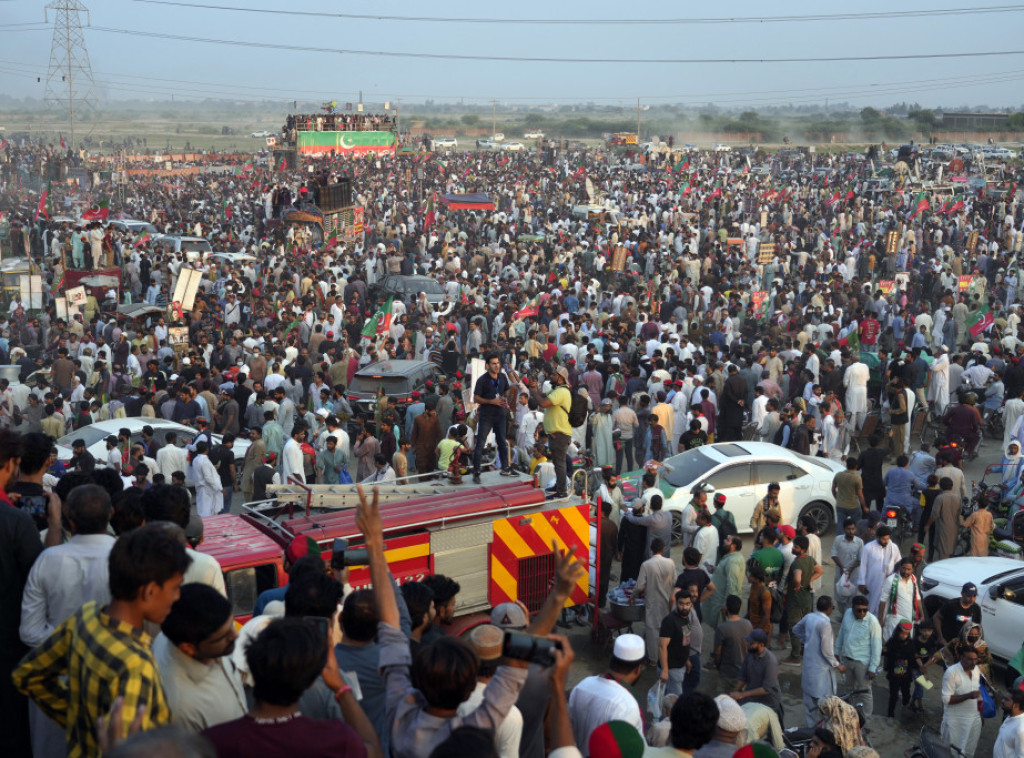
(12, 601, 171, 758)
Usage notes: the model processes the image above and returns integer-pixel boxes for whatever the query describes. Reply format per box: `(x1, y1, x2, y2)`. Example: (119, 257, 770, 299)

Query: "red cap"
(779, 525, 796, 539)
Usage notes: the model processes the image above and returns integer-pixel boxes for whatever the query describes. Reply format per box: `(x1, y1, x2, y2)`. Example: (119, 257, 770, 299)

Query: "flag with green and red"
(907, 191, 929, 219)
(967, 305, 993, 337)
(362, 296, 395, 338)
(34, 180, 51, 222)
(82, 199, 110, 221)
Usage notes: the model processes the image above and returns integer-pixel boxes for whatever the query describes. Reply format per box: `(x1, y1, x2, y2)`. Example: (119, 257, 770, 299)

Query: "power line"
(87, 26, 1024, 65)
(4, 57, 1024, 106)
(131, 1, 1024, 26)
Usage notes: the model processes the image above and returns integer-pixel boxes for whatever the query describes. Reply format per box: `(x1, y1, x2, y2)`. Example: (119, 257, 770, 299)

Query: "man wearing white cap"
(692, 694, 747, 758)
(568, 633, 645, 756)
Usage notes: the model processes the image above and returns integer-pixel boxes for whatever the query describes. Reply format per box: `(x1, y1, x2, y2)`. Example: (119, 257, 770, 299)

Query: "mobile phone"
(304, 615, 329, 639)
(502, 631, 562, 667)
(19, 494, 49, 531)
(331, 538, 348, 571)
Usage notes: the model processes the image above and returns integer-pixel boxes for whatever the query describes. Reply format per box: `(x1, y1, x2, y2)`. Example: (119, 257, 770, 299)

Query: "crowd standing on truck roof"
(2, 133, 1024, 756)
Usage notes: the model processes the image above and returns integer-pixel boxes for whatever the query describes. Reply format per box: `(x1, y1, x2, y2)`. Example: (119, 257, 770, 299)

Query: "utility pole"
(492, 99, 496, 138)
(45, 0, 96, 148)
(636, 98, 641, 141)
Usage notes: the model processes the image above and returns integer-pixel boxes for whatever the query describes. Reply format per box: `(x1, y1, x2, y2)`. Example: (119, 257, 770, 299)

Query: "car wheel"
(671, 512, 683, 546)
(798, 500, 833, 535)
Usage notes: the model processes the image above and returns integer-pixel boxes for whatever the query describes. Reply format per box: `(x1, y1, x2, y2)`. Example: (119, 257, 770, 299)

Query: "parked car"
(250, 130, 273, 138)
(55, 418, 251, 486)
(431, 137, 458, 151)
(346, 360, 443, 422)
(107, 219, 159, 237)
(501, 141, 525, 152)
(622, 442, 844, 543)
(153, 234, 212, 262)
(476, 139, 499, 150)
(920, 557, 1024, 662)
(368, 274, 446, 306)
(523, 130, 545, 139)
(713, 143, 732, 152)
(491, 133, 505, 142)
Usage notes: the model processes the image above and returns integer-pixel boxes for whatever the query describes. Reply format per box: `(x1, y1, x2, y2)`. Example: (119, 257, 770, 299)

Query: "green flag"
(361, 296, 394, 338)
(966, 306, 993, 338)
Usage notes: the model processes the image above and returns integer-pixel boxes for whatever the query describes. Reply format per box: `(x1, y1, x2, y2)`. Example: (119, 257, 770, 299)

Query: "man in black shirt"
(471, 352, 513, 482)
(933, 582, 982, 646)
(208, 433, 237, 515)
(675, 547, 711, 622)
(659, 591, 694, 696)
(857, 434, 888, 511)
(678, 419, 708, 451)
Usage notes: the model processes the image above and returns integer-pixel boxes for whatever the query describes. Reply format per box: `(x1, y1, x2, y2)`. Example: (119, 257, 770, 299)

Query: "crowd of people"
(1, 131, 1024, 756)
(284, 113, 397, 136)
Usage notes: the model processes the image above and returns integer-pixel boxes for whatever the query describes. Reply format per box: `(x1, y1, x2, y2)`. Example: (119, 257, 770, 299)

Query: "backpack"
(567, 390, 589, 428)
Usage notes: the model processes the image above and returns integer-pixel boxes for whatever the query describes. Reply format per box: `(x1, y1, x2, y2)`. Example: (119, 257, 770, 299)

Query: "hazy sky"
(2, 0, 1024, 109)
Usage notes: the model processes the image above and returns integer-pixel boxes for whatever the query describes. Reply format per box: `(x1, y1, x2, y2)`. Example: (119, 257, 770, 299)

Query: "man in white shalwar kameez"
(928, 346, 951, 415)
(941, 649, 983, 758)
(856, 528, 902, 617)
(843, 357, 870, 431)
(193, 443, 222, 517)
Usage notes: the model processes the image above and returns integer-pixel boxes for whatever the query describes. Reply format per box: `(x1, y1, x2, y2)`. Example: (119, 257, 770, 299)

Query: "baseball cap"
(553, 366, 569, 381)
(490, 602, 528, 630)
(779, 525, 796, 539)
(745, 629, 768, 644)
(286, 535, 322, 564)
(962, 582, 978, 595)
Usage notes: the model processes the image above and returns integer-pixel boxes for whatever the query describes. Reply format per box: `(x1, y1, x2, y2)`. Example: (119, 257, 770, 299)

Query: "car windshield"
(403, 279, 444, 296)
(182, 239, 212, 253)
(56, 426, 111, 451)
(349, 375, 413, 394)
(662, 449, 718, 488)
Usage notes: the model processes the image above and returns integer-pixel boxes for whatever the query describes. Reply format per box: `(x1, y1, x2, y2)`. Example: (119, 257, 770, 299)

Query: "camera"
(331, 538, 369, 570)
(502, 631, 562, 667)
(18, 494, 50, 531)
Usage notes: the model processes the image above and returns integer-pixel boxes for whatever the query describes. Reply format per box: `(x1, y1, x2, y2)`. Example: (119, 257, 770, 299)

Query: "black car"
(369, 274, 447, 307)
(346, 360, 443, 422)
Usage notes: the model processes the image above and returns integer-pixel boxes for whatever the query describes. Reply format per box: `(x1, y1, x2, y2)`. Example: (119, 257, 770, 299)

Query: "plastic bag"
(338, 468, 353, 484)
(647, 680, 665, 721)
(980, 681, 997, 719)
(836, 571, 856, 599)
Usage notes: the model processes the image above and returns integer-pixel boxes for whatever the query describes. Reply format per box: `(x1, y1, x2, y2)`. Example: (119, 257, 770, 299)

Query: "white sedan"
(501, 141, 525, 152)
(56, 418, 250, 484)
(919, 556, 1024, 662)
(625, 441, 844, 543)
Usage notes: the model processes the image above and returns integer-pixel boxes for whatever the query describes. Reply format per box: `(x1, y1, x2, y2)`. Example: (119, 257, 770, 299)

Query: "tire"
(671, 512, 684, 546)
(799, 500, 834, 536)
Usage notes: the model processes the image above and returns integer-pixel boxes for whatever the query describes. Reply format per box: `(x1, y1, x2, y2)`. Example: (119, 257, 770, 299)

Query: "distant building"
(939, 112, 1010, 130)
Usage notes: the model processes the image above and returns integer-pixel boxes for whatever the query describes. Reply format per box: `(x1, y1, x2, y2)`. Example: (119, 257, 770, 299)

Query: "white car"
(625, 441, 844, 544)
(713, 143, 732, 152)
(476, 138, 499, 150)
(250, 130, 273, 138)
(56, 418, 250, 485)
(920, 557, 1024, 662)
(523, 130, 545, 139)
(501, 141, 525, 152)
(491, 133, 505, 142)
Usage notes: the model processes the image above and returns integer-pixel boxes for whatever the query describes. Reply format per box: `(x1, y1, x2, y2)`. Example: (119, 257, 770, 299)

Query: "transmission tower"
(44, 0, 96, 147)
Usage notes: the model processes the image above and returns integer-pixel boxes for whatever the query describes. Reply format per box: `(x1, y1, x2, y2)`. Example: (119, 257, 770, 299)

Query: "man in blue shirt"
(835, 594, 882, 718)
(884, 454, 920, 527)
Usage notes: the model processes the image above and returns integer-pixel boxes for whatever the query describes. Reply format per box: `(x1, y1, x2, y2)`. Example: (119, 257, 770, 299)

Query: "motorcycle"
(782, 689, 871, 757)
(883, 502, 913, 548)
(906, 724, 961, 757)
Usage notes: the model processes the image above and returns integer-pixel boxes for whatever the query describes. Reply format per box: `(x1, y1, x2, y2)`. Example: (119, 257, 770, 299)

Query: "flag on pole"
(967, 305, 993, 337)
(675, 159, 690, 173)
(133, 232, 152, 248)
(362, 296, 395, 338)
(907, 191, 929, 219)
(60, 134, 66, 149)
(826, 191, 841, 206)
(49, 272, 65, 296)
(423, 192, 437, 230)
(82, 199, 110, 221)
(34, 180, 51, 222)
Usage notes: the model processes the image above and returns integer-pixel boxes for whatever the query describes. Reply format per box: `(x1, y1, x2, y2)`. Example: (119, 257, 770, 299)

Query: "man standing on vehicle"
(529, 366, 573, 498)
(472, 353, 514, 483)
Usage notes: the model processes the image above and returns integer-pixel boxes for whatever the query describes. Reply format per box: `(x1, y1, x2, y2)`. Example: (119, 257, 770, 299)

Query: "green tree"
(860, 107, 882, 124)
(461, 114, 480, 126)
